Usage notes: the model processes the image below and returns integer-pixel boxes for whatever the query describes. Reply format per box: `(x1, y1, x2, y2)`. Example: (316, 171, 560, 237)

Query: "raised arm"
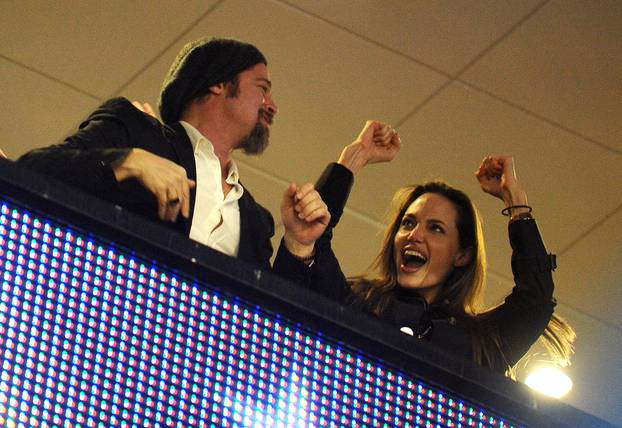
(475, 155, 529, 218)
(273, 120, 399, 298)
(317, 120, 400, 228)
(475, 155, 556, 366)
(337, 120, 400, 174)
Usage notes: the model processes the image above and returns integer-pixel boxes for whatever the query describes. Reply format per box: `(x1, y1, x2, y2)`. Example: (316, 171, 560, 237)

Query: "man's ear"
(454, 247, 473, 268)
(209, 83, 225, 95)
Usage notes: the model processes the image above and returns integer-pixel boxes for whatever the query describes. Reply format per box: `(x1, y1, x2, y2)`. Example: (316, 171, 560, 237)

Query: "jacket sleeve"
(272, 162, 354, 301)
(17, 98, 142, 198)
(272, 228, 351, 302)
(487, 217, 557, 366)
(315, 162, 354, 227)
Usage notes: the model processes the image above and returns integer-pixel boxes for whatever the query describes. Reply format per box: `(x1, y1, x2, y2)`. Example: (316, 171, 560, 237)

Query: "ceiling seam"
(48, 1, 228, 147)
(447, 0, 620, 156)
(556, 300, 622, 334)
(451, 0, 550, 79)
(394, 79, 453, 129)
(110, 0, 227, 97)
(275, 0, 452, 79)
(485, 269, 622, 333)
(0, 54, 102, 102)
(395, 0, 550, 130)
(557, 202, 622, 256)
(455, 80, 622, 156)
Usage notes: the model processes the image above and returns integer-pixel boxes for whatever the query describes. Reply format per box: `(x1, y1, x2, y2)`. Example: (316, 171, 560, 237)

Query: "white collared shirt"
(180, 121, 244, 257)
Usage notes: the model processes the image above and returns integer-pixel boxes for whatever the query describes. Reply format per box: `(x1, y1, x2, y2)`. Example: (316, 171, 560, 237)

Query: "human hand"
(475, 155, 527, 207)
(114, 148, 196, 222)
(281, 182, 331, 257)
(338, 120, 401, 174)
(132, 101, 158, 119)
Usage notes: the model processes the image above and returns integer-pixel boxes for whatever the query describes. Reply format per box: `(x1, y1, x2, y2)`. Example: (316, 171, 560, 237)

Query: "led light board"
(0, 198, 521, 427)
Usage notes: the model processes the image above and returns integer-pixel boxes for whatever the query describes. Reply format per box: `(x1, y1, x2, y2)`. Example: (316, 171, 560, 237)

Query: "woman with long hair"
(275, 148, 574, 374)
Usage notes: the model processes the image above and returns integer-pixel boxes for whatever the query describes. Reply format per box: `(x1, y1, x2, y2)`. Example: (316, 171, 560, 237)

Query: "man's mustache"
(259, 109, 274, 125)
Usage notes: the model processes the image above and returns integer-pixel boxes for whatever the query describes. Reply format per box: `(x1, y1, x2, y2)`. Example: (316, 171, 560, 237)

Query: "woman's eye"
(431, 224, 444, 233)
(401, 218, 415, 229)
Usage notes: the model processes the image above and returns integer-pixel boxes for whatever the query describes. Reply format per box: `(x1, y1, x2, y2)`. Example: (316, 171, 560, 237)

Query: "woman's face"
(393, 192, 470, 303)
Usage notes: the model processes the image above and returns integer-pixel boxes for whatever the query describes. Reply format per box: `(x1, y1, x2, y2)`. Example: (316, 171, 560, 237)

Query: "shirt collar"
(179, 120, 212, 153)
(180, 120, 241, 186)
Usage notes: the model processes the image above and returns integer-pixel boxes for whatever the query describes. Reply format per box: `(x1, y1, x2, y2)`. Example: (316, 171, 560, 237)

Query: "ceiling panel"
(359, 82, 622, 283)
(329, 211, 385, 278)
(461, 0, 622, 152)
(0, 57, 99, 159)
(288, 0, 543, 75)
(555, 208, 622, 328)
(0, 0, 216, 99)
(555, 305, 622, 427)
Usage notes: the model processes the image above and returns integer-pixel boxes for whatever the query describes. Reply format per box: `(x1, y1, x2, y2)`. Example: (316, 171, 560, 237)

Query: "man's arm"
(18, 98, 194, 222)
(280, 182, 331, 260)
(17, 114, 132, 195)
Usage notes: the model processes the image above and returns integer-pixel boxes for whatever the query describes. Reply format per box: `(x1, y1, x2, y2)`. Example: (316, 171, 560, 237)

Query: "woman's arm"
(318, 120, 400, 228)
(274, 121, 399, 299)
(476, 156, 556, 366)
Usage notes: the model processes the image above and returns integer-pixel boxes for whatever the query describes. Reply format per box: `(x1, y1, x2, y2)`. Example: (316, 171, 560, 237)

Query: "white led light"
(525, 367, 573, 398)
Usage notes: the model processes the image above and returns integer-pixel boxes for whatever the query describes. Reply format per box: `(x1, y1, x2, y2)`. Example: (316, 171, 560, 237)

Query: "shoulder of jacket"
(83, 97, 170, 134)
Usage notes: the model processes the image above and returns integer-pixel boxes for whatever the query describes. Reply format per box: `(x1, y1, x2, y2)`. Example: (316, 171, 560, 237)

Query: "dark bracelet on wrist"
(501, 205, 532, 217)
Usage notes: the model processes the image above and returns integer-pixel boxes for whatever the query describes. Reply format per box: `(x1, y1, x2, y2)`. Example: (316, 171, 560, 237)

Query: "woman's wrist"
(502, 185, 527, 206)
(337, 143, 366, 174)
(500, 186, 531, 220)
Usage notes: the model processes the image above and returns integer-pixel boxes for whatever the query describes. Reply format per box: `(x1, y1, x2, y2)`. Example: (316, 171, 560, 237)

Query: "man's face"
(225, 63, 277, 154)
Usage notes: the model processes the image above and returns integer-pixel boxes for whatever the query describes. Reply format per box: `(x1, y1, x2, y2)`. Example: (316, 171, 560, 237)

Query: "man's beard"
(239, 110, 271, 155)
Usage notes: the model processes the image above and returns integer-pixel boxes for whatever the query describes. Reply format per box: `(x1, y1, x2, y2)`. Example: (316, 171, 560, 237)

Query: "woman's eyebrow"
(428, 218, 448, 226)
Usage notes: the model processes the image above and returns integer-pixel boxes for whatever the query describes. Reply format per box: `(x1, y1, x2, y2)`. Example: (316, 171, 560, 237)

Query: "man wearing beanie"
(17, 37, 326, 270)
